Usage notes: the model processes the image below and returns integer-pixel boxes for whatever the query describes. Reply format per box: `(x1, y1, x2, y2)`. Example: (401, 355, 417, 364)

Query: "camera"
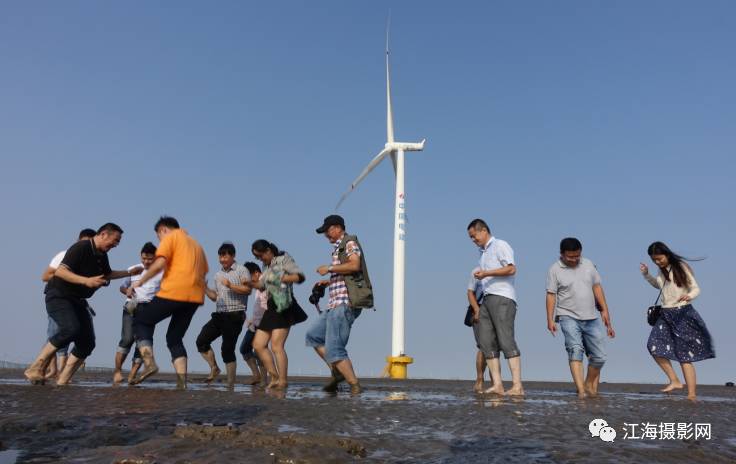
(308, 282, 327, 305)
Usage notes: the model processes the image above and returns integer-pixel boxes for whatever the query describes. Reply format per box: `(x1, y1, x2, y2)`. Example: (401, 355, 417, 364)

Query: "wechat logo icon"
(589, 418, 616, 443)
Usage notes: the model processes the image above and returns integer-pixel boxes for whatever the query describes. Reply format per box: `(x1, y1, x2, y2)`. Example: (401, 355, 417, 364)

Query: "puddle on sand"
(277, 424, 306, 433)
(1, 378, 733, 407)
(0, 450, 21, 464)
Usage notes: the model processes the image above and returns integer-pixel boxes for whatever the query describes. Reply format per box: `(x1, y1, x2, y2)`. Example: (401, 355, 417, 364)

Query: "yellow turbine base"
(385, 355, 414, 379)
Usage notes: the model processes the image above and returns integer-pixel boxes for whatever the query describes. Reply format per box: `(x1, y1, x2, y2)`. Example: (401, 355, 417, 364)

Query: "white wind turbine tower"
(336, 27, 425, 379)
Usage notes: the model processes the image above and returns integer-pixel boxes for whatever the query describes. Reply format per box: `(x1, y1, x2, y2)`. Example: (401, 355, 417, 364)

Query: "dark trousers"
(239, 328, 258, 361)
(196, 311, 245, 364)
(45, 289, 95, 359)
(133, 296, 198, 361)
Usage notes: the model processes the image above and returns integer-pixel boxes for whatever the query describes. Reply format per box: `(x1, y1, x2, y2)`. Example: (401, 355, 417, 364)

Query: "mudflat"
(0, 369, 734, 463)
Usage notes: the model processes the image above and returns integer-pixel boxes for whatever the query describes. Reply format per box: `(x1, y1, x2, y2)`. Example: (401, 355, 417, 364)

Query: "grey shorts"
(477, 294, 520, 359)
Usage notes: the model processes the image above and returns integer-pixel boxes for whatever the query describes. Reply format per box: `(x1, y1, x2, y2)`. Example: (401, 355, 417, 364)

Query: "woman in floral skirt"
(640, 241, 714, 400)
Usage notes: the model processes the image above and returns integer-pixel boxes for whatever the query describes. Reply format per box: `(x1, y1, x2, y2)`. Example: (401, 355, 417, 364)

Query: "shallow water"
(0, 450, 20, 464)
(0, 370, 734, 463)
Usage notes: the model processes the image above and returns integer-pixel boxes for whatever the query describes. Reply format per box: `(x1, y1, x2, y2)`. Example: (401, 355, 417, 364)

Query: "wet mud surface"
(0, 369, 734, 463)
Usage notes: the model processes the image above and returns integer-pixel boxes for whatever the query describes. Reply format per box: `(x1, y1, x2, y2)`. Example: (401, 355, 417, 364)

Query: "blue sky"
(1, 1, 734, 384)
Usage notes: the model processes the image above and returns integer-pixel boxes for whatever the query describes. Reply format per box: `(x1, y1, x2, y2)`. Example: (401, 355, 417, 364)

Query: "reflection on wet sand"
(0, 369, 734, 463)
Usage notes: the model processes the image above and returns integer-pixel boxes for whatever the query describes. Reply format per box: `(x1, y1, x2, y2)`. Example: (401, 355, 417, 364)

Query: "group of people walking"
(25, 215, 370, 394)
(465, 219, 715, 400)
(24, 214, 715, 400)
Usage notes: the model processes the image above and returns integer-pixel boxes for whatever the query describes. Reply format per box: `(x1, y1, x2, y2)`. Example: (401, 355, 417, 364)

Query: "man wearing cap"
(306, 215, 373, 395)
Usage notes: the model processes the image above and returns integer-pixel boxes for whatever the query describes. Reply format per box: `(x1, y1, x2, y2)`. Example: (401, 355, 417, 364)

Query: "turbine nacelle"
(385, 139, 426, 152)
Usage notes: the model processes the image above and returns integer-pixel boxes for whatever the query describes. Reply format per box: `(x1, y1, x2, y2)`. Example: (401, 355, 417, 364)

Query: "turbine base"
(385, 355, 414, 379)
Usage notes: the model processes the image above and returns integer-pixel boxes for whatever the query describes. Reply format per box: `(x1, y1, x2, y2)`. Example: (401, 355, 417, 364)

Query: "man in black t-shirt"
(25, 223, 139, 385)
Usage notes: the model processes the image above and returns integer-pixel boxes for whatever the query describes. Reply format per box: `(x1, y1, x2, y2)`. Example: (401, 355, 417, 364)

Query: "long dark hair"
(647, 241, 701, 288)
(251, 239, 283, 257)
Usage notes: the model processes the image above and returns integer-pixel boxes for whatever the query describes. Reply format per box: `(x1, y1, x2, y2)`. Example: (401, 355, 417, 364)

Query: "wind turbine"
(336, 27, 425, 379)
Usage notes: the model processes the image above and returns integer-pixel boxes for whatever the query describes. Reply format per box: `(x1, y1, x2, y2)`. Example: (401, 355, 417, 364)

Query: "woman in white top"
(640, 241, 714, 400)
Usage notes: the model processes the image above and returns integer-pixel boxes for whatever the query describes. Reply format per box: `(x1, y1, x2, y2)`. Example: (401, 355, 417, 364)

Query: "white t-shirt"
(122, 264, 163, 303)
(49, 251, 66, 269)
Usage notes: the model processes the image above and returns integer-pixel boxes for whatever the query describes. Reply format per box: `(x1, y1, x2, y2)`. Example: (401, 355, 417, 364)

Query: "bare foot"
(246, 375, 262, 385)
(44, 365, 57, 380)
(483, 385, 505, 396)
(506, 386, 525, 397)
(113, 370, 124, 385)
(274, 381, 288, 390)
(687, 394, 697, 401)
(205, 366, 221, 384)
(266, 374, 280, 389)
(577, 390, 588, 399)
(584, 386, 599, 398)
(129, 364, 158, 385)
(128, 363, 142, 384)
(660, 382, 684, 393)
(473, 380, 484, 393)
(24, 365, 45, 385)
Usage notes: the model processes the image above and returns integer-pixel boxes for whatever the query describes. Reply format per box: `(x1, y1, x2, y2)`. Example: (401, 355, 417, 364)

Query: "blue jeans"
(305, 305, 361, 364)
(240, 328, 258, 361)
(558, 316, 607, 368)
(47, 316, 70, 357)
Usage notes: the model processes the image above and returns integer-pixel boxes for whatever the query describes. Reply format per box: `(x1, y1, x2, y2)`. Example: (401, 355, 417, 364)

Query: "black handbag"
(647, 287, 664, 326)
(267, 289, 308, 326)
(289, 296, 308, 325)
(463, 306, 474, 327)
(464, 295, 483, 327)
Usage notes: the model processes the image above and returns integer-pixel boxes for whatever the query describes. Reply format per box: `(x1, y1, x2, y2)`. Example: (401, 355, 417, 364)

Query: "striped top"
(212, 263, 250, 313)
(328, 237, 361, 309)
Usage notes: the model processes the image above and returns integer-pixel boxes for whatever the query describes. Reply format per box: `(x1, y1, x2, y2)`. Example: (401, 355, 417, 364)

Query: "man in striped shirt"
(306, 215, 364, 394)
(197, 242, 251, 388)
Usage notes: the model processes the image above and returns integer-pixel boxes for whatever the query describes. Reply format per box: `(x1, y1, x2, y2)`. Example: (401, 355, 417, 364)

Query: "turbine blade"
(336, 148, 391, 209)
(386, 18, 395, 144)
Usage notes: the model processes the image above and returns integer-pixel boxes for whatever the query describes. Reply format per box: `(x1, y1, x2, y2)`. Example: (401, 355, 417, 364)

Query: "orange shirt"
(156, 229, 208, 304)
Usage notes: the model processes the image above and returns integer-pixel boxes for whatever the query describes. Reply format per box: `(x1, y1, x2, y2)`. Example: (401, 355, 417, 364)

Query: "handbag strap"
(653, 277, 664, 306)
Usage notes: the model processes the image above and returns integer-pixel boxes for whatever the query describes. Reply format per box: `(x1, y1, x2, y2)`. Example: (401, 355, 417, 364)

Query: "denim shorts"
(305, 305, 361, 364)
(558, 315, 607, 368)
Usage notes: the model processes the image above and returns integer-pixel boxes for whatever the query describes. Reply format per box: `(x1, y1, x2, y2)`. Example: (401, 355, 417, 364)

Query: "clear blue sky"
(1, 2, 733, 384)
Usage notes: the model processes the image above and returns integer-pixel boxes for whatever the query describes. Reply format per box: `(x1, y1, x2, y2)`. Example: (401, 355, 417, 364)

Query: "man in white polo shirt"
(546, 237, 615, 398)
(116, 242, 163, 385)
(467, 218, 523, 396)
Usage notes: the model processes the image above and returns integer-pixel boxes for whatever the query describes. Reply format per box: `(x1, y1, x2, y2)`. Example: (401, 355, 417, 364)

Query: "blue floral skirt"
(647, 304, 715, 363)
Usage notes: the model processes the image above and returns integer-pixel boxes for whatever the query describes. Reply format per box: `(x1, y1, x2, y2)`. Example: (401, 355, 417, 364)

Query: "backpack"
(337, 234, 374, 309)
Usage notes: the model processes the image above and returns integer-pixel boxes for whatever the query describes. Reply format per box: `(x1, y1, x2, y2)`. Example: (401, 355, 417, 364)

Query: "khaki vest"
(337, 234, 374, 309)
